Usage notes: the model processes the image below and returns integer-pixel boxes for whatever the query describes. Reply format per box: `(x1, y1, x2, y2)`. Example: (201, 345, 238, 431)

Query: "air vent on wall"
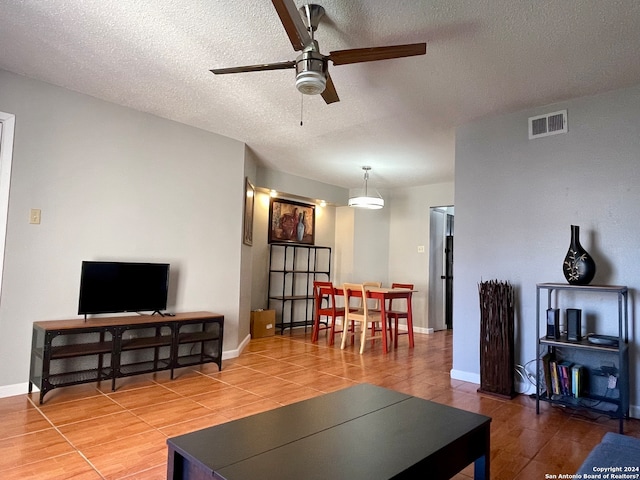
(528, 109, 567, 139)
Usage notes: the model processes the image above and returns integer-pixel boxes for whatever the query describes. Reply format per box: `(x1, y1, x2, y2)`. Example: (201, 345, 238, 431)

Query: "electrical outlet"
(417, 245, 425, 253)
(29, 209, 41, 224)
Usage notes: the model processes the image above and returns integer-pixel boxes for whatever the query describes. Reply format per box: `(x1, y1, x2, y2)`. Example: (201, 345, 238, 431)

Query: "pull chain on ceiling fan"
(210, 0, 427, 105)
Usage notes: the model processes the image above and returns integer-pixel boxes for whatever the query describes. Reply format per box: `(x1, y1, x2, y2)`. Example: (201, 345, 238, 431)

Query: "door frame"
(0, 112, 16, 305)
(428, 205, 454, 331)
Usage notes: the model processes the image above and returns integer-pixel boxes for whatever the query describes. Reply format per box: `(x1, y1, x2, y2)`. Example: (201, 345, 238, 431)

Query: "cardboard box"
(250, 310, 276, 338)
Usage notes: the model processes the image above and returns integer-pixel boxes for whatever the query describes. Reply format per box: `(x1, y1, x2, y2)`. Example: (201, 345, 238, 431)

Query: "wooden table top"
(33, 311, 223, 330)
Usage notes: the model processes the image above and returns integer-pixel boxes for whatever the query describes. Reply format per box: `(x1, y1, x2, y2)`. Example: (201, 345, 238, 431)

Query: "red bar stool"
(387, 283, 414, 348)
(312, 281, 346, 345)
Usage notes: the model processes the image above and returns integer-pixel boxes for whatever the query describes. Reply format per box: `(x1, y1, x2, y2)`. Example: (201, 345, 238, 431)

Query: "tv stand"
(29, 311, 224, 404)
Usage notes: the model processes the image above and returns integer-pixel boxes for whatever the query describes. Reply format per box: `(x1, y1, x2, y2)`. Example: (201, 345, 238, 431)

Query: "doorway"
(428, 206, 454, 331)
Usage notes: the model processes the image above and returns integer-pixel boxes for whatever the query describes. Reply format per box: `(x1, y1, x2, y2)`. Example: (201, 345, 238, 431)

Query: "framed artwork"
(243, 177, 254, 246)
(268, 198, 315, 245)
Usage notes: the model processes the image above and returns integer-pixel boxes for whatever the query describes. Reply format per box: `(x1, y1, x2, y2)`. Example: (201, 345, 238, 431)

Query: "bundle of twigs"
(478, 279, 515, 398)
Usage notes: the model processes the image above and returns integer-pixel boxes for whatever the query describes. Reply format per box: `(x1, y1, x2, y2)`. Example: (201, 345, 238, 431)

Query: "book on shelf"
(558, 360, 573, 396)
(541, 352, 553, 396)
(549, 359, 561, 396)
(571, 364, 586, 398)
(544, 358, 588, 399)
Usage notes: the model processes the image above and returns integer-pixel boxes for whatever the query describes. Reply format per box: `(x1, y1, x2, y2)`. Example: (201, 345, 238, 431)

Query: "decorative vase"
(296, 212, 305, 242)
(563, 225, 596, 285)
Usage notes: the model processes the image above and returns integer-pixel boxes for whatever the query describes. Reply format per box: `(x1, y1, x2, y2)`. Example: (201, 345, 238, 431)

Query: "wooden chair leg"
(359, 321, 367, 354)
(394, 317, 400, 348)
(407, 315, 414, 348)
(350, 322, 357, 349)
(370, 322, 377, 347)
(328, 316, 337, 346)
(340, 322, 348, 349)
(311, 312, 321, 343)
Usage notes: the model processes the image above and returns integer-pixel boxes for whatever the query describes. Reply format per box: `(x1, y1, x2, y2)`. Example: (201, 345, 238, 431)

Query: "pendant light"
(348, 166, 384, 209)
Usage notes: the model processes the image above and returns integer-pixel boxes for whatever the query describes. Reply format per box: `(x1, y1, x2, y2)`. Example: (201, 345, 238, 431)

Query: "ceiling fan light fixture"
(296, 71, 326, 95)
(295, 49, 327, 95)
(348, 166, 384, 209)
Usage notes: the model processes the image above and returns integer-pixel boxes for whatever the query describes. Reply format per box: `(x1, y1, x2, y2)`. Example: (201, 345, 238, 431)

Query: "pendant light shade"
(348, 166, 384, 209)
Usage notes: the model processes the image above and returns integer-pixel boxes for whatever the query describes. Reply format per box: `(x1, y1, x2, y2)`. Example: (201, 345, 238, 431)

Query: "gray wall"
(0, 70, 246, 389)
(453, 83, 640, 414)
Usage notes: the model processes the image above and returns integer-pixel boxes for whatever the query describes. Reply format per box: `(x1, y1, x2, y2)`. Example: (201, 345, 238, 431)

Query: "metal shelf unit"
(535, 283, 629, 433)
(267, 243, 331, 334)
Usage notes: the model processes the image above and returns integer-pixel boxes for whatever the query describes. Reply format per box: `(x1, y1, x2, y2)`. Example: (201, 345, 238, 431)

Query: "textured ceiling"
(2, 1, 640, 189)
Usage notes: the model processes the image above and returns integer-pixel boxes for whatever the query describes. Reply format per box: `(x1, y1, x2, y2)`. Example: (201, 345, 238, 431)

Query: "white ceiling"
(2, 1, 640, 190)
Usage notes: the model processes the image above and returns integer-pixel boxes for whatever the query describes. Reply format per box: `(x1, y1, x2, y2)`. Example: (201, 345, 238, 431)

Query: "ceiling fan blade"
(328, 43, 426, 66)
(272, 0, 311, 51)
(321, 73, 340, 104)
(210, 61, 296, 75)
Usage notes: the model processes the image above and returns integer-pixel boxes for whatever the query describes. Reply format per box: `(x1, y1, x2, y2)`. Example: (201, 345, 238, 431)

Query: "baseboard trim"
(450, 369, 480, 385)
(0, 382, 36, 398)
(223, 334, 251, 360)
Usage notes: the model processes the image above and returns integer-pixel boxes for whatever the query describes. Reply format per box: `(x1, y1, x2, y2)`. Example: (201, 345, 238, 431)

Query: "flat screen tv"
(78, 261, 170, 315)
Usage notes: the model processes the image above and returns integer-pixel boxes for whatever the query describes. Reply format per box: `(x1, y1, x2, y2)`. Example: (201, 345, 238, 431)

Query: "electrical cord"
(514, 358, 538, 393)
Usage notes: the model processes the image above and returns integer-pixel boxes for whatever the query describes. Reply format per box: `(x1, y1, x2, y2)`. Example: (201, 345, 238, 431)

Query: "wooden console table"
(29, 311, 223, 404)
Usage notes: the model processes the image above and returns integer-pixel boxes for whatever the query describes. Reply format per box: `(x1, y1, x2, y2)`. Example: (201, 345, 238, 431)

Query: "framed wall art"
(243, 177, 254, 246)
(268, 198, 315, 245)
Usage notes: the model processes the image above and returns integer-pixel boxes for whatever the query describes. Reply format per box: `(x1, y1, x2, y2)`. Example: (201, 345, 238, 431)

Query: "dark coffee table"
(167, 383, 491, 480)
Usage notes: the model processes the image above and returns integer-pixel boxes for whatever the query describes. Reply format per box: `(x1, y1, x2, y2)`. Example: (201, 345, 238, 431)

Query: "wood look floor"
(1, 330, 638, 480)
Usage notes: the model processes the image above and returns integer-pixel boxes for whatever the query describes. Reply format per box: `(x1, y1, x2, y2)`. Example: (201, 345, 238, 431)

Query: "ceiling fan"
(210, 0, 426, 104)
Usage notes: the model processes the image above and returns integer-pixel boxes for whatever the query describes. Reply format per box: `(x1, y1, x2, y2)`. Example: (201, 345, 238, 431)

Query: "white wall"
(0, 70, 246, 389)
(453, 83, 640, 414)
(388, 183, 454, 331)
(334, 207, 355, 287)
(351, 206, 391, 285)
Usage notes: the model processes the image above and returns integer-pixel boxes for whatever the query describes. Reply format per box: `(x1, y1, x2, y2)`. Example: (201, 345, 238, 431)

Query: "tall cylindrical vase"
(563, 225, 596, 285)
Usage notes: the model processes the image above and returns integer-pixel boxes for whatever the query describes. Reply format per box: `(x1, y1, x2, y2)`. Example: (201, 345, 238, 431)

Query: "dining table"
(334, 285, 415, 354)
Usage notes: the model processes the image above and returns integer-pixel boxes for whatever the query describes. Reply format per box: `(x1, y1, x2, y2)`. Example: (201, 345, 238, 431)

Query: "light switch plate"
(29, 208, 41, 224)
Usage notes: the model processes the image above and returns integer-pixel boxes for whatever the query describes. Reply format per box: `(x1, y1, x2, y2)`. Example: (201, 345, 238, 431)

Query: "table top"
(33, 311, 223, 330)
(167, 383, 491, 480)
(334, 286, 416, 295)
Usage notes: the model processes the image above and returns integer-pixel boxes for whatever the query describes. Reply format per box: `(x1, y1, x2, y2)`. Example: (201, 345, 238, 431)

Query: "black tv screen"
(78, 261, 170, 315)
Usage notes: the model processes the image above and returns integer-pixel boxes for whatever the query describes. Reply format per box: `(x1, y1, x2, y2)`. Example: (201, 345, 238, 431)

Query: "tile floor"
(0, 329, 637, 479)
